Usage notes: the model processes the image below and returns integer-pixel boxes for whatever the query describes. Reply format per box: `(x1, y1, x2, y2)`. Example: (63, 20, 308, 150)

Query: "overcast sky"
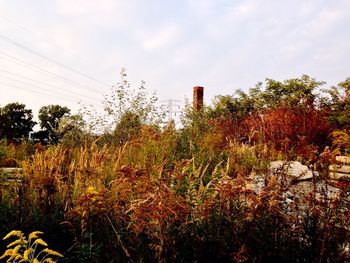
(0, 0, 349, 119)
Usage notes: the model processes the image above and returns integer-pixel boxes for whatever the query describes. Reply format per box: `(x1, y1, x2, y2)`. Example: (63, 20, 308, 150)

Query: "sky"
(0, 0, 349, 122)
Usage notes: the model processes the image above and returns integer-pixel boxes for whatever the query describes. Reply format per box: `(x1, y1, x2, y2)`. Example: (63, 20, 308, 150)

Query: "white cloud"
(142, 25, 182, 51)
(1, 0, 349, 116)
(57, 0, 117, 16)
(234, 1, 258, 16)
(55, 0, 138, 29)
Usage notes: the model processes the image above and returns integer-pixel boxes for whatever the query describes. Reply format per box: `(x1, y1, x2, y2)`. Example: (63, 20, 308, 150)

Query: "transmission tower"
(160, 99, 181, 123)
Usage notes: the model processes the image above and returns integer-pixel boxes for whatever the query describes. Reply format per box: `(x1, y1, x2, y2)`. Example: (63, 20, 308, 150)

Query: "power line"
(0, 74, 89, 102)
(0, 13, 92, 65)
(0, 33, 111, 88)
(0, 81, 79, 103)
(0, 68, 99, 101)
(0, 51, 104, 94)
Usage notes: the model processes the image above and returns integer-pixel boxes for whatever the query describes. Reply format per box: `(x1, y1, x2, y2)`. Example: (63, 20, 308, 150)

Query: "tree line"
(0, 103, 70, 144)
(0, 74, 349, 158)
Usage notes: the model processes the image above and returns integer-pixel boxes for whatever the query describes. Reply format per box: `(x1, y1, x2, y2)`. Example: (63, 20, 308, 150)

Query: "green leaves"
(35, 105, 71, 144)
(0, 102, 36, 143)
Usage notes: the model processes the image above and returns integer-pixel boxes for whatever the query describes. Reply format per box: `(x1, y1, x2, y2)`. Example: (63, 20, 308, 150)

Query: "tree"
(57, 114, 87, 147)
(206, 75, 332, 155)
(36, 105, 70, 144)
(326, 78, 350, 130)
(0, 102, 36, 142)
(113, 111, 142, 145)
(103, 68, 161, 129)
(80, 68, 162, 136)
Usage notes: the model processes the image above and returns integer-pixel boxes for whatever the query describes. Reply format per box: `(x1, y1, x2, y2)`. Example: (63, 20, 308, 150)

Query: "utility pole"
(160, 99, 181, 123)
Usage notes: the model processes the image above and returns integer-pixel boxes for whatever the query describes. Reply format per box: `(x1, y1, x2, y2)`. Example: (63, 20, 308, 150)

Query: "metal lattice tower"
(160, 99, 181, 123)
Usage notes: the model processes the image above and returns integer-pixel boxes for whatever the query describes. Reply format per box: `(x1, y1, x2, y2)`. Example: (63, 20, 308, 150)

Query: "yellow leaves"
(1, 230, 63, 262)
(33, 238, 48, 247)
(0, 249, 13, 260)
(7, 239, 22, 248)
(86, 186, 99, 195)
(331, 130, 350, 156)
(43, 248, 63, 258)
(29, 231, 44, 241)
(23, 248, 33, 260)
(14, 254, 23, 261)
(3, 230, 23, 240)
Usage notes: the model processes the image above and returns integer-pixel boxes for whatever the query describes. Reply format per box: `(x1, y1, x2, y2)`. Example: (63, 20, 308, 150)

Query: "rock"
(329, 163, 350, 181)
(336, 156, 350, 164)
(246, 174, 265, 194)
(0, 168, 23, 184)
(0, 167, 22, 176)
(290, 180, 340, 200)
(329, 165, 350, 174)
(270, 161, 314, 181)
(329, 172, 350, 181)
(246, 161, 348, 215)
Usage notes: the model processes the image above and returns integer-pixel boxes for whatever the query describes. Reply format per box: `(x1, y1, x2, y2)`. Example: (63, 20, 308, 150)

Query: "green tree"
(210, 75, 324, 119)
(326, 78, 350, 130)
(113, 111, 142, 145)
(81, 68, 162, 137)
(57, 114, 87, 147)
(0, 102, 36, 142)
(103, 68, 161, 128)
(91, 68, 162, 144)
(260, 75, 324, 108)
(37, 105, 70, 144)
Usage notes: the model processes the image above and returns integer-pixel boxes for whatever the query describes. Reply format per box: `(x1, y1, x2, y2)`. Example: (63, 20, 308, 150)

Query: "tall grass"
(1, 128, 350, 262)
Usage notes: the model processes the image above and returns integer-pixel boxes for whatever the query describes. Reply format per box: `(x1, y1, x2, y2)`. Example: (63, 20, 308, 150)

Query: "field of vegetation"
(1, 74, 350, 262)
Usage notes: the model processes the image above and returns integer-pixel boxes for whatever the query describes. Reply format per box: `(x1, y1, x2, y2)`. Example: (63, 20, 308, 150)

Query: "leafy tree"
(103, 68, 161, 128)
(81, 68, 162, 138)
(260, 75, 324, 109)
(36, 105, 71, 144)
(209, 75, 325, 120)
(326, 78, 350, 130)
(113, 111, 142, 146)
(207, 75, 331, 156)
(57, 114, 87, 147)
(209, 91, 258, 121)
(0, 102, 36, 142)
(178, 99, 212, 159)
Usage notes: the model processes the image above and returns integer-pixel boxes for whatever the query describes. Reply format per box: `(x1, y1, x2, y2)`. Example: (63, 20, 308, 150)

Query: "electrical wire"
(0, 32, 111, 88)
(0, 74, 94, 103)
(0, 74, 94, 104)
(0, 68, 99, 101)
(0, 51, 105, 94)
(0, 81, 79, 103)
(0, 13, 92, 65)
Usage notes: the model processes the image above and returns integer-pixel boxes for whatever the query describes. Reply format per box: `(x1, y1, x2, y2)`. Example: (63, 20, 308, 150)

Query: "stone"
(329, 165, 350, 174)
(246, 174, 265, 194)
(270, 161, 314, 181)
(329, 172, 350, 181)
(0, 168, 22, 175)
(336, 156, 350, 164)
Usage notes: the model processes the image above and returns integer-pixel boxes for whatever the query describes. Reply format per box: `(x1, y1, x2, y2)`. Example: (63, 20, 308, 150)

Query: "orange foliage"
(242, 106, 331, 153)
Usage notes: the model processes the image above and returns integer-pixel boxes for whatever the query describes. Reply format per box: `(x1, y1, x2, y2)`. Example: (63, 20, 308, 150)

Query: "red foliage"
(242, 106, 331, 152)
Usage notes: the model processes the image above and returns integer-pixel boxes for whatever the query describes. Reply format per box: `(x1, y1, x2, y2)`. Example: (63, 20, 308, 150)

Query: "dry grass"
(1, 130, 350, 262)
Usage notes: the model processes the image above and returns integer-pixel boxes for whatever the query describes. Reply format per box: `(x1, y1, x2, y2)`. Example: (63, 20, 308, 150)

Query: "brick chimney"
(193, 86, 204, 112)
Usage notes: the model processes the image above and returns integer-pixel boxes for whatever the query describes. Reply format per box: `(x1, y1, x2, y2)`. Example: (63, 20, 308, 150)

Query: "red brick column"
(193, 86, 204, 112)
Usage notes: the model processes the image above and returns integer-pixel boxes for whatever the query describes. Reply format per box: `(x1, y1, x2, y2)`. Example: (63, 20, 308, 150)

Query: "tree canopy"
(36, 105, 71, 144)
(0, 102, 36, 142)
